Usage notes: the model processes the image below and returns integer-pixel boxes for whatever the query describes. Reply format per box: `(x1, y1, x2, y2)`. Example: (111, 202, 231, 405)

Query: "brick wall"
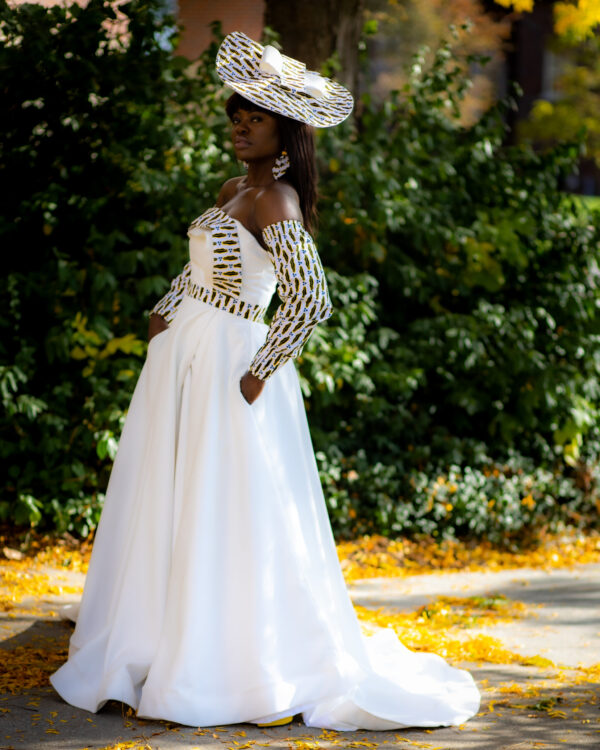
(177, 0, 265, 60)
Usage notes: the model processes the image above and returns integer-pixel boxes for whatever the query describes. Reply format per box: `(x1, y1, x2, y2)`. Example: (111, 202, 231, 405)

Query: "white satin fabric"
(50, 220, 480, 730)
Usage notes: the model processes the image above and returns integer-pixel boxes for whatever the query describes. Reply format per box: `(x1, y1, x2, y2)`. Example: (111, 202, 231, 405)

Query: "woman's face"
(230, 108, 281, 163)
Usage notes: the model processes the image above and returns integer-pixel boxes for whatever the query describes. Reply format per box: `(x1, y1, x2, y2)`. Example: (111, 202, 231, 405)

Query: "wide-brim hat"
(216, 31, 354, 128)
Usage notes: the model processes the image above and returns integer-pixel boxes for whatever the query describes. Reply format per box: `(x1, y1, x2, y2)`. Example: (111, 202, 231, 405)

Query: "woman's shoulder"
(254, 181, 302, 231)
(215, 176, 245, 207)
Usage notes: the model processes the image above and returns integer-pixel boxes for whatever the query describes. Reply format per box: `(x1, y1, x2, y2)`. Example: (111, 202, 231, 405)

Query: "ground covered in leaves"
(1, 528, 599, 748)
(336, 531, 600, 582)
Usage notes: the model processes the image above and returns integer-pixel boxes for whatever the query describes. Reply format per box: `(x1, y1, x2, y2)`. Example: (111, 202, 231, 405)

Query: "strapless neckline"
(211, 206, 263, 251)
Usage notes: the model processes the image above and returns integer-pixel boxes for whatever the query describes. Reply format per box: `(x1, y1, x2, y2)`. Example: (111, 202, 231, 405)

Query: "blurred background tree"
(362, 0, 513, 124)
(264, 0, 365, 92)
(496, 0, 600, 40)
(519, 34, 600, 173)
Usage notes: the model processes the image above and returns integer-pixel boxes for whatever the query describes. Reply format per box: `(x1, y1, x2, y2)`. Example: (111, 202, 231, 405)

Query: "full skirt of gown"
(50, 293, 480, 730)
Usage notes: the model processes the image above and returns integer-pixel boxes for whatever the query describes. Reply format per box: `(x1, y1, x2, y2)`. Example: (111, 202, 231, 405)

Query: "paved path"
(1, 563, 599, 749)
(351, 564, 600, 667)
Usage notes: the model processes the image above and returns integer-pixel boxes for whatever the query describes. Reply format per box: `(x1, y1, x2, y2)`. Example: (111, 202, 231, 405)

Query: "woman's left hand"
(148, 313, 169, 342)
(240, 371, 265, 404)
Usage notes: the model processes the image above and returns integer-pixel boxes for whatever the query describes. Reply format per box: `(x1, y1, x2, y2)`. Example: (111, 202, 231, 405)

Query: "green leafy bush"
(304, 36, 600, 539)
(0, 0, 232, 534)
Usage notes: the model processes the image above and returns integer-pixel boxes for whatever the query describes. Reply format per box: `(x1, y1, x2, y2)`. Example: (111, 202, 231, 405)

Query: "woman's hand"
(240, 370, 265, 404)
(148, 313, 169, 342)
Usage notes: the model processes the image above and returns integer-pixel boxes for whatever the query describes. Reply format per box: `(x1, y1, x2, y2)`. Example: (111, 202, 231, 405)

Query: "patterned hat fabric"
(216, 32, 354, 128)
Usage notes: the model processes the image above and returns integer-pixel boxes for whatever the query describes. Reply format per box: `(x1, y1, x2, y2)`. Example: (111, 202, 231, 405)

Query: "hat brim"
(216, 32, 353, 128)
(222, 79, 353, 128)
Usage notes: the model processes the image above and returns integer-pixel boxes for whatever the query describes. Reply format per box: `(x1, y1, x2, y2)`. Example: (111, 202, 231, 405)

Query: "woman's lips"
(234, 138, 251, 148)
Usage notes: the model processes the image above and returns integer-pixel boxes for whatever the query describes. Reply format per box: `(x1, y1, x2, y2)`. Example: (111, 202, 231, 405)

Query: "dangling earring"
(272, 150, 290, 180)
(242, 161, 248, 171)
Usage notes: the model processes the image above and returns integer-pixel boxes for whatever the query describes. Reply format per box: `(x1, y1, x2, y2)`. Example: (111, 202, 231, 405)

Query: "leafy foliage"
(1, 2, 599, 541)
(519, 35, 600, 170)
(497, 1, 600, 42)
(302, 35, 600, 540)
(0, 0, 232, 534)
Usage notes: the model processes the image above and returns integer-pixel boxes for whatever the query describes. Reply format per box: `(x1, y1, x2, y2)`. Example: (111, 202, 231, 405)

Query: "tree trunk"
(264, 0, 364, 96)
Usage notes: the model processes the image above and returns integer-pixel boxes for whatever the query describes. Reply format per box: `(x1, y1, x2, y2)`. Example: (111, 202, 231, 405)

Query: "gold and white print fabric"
(216, 32, 354, 129)
(249, 220, 332, 380)
(150, 214, 332, 381)
(151, 207, 245, 323)
(189, 207, 242, 296)
(150, 262, 191, 324)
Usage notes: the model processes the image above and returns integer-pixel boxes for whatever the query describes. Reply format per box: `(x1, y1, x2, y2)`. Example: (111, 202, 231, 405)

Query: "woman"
(51, 32, 480, 731)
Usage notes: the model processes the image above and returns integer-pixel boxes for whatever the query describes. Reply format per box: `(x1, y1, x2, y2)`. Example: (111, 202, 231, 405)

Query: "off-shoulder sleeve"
(149, 262, 191, 325)
(249, 220, 332, 381)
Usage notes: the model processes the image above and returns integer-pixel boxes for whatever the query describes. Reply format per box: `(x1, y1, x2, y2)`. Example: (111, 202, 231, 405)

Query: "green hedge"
(0, 0, 232, 534)
(1, 2, 599, 540)
(303, 36, 600, 539)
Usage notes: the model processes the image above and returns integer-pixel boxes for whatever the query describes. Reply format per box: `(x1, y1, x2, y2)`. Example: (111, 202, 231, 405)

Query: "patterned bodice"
(151, 207, 332, 381)
(188, 208, 277, 309)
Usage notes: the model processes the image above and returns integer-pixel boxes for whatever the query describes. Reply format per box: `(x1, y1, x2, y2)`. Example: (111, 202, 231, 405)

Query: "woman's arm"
(240, 188, 332, 402)
(147, 261, 192, 340)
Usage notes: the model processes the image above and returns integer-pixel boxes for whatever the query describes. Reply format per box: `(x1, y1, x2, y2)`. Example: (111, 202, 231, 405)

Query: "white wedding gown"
(50, 209, 480, 730)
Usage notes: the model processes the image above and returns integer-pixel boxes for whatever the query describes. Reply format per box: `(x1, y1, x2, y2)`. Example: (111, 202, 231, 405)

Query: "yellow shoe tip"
(256, 715, 293, 727)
